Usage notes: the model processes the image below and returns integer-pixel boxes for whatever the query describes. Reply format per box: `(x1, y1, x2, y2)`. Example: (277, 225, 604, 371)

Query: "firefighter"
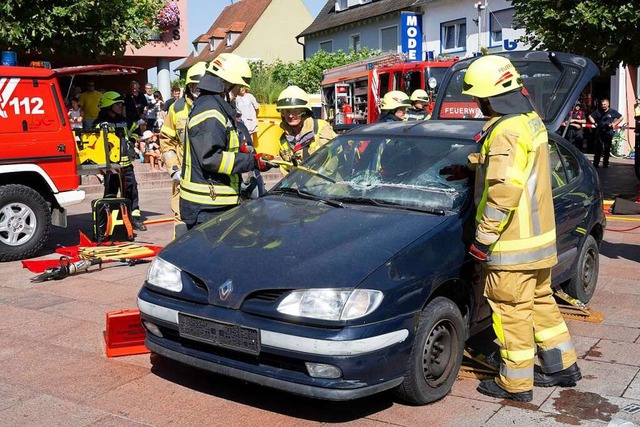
(94, 91, 146, 231)
(181, 53, 273, 230)
(461, 55, 580, 401)
(277, 85, 335, 164)
(405, 89, 431, 121)
(159, 61, 207, 237)
(377, 91, 411, 122)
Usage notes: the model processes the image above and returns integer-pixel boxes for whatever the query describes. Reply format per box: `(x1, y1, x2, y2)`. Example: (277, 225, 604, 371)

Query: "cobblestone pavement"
(0, 157, 638, 426)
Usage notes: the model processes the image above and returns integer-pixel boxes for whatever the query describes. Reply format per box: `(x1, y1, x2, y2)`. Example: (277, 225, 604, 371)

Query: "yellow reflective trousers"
(484, 267, 577, 392)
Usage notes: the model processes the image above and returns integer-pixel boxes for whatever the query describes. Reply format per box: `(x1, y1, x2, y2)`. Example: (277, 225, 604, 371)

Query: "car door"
(548, 136, 586, 280)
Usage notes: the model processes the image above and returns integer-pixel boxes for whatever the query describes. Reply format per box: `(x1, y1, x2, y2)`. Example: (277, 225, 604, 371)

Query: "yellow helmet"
(380, 91, 411, 110)
(276, 85, 311, 111)
(99, 91, 124, 109)
(462, 55, 522, 98)
(410, 89, 430, 103)
(186, 62, 207, 85)
(206, 53, 252, 87)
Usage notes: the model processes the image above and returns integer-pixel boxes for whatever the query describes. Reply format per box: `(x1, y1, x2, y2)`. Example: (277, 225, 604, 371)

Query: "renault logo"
(219, 279, 233, 300)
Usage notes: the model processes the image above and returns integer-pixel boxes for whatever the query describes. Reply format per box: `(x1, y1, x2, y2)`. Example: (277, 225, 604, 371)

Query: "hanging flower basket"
(156, 1, 180, 30)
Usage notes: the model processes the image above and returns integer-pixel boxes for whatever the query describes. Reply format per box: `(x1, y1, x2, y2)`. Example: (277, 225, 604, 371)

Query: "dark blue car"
(138, 52, 605, 405)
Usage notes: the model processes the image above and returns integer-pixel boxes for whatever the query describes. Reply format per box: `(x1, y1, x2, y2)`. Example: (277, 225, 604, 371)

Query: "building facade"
(300, 0, 638, 150)
(177, 0, 312, 71)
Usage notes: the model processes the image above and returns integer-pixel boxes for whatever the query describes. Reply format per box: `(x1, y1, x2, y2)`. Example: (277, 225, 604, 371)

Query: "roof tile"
(298, 0, 423, 37)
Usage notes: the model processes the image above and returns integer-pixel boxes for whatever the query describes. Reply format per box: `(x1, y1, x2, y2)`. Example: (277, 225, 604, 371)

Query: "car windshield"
(272, 134, 477, 213)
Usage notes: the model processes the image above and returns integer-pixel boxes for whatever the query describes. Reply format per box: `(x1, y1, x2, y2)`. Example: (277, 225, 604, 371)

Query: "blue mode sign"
(401, 12, 423, 62)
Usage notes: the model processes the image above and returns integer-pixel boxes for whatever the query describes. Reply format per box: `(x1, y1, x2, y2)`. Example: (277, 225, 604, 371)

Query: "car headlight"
(146, 257, 183, 292)
(277, 289, 383, 321)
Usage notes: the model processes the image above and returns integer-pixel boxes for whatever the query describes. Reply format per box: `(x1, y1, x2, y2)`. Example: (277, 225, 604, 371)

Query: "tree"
(511, 0, 640, 72)
(248, 48, 382, 103)
(0, 0, 164, 58)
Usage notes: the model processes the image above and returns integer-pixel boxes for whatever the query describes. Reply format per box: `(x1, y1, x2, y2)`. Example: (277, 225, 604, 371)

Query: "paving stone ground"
(0, 157, 638, 426)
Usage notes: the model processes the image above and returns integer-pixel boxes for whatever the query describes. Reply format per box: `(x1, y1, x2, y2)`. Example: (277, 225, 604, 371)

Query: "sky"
(148, 0, 327, 84)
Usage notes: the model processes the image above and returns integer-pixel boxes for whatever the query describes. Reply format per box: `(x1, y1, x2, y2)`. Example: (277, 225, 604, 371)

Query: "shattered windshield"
(272, 134, 477, 213)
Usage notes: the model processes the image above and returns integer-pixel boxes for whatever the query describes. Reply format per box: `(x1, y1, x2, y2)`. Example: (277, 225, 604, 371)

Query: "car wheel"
(0, 184, 51, 262)
(394, 297, 465, 405)
(563, 234, 599, 303)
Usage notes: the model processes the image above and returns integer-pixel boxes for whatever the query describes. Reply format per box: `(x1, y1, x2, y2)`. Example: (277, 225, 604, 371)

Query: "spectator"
(78, 81, 101, 130)
(566, 101, 586, 150)
(143, 83, 155, 105)
(68, 96, 84, 134)
(147, 90, 165, 131)
(234, 86, 260, 145)
(163, 86, 182, 112)
(139, 130, 164, 172)
(588, 98, 624, 168)
(124, 80, 148, 127)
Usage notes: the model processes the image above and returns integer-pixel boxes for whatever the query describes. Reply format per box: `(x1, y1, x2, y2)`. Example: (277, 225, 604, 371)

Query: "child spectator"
(139, 130, 164, 172)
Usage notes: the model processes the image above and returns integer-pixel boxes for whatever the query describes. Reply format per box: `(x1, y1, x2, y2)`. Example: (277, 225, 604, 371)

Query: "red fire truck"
(321, 53, 459, 125)
(0, 63, 140, 261)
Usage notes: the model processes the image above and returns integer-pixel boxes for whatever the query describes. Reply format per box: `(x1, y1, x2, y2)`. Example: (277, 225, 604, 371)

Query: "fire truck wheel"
(0, 184, 51, 262)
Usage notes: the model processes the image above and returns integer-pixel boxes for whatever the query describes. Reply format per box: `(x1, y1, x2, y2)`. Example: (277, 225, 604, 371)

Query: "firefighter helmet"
(99, 91, 124, 109)
(410, 89, 430, 103)
(186, 62, 207, 85)
(462, 55, 522, 98)
(206, 53, 252, 87)
(380, 91, 411, 110)
(276, 85, 311, 111)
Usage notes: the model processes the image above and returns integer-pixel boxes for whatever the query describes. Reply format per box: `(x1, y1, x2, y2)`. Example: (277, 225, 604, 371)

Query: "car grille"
(245, 289, 290, 302)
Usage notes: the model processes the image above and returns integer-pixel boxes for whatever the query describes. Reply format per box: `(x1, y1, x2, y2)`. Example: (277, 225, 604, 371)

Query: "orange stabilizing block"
(105, 309, 151, 358)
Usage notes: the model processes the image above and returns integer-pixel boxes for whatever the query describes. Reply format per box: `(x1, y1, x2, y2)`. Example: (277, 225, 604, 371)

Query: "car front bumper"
(138, 288, 416, 400)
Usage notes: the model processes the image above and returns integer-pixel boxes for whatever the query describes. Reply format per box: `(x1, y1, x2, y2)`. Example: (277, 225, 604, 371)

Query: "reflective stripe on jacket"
(180, 93, 255, 224)
(160, 97, 191, 171)
(474, 112, 557, 270)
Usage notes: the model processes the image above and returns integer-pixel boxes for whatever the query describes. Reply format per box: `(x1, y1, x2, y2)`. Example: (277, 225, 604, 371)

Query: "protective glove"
(170, 166, 181, 183)
(280, 147, 294, 162)
(469, 240, 491, 262)
(254, 153, 276, 172)
(239, 143, 254, 154)
(439, 164, 471, 181)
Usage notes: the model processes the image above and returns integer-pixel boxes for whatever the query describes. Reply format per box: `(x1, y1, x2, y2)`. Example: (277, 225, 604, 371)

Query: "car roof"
(342, 119, 485, 141)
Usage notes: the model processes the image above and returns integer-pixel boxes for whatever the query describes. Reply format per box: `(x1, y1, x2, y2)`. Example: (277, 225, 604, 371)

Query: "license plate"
(178, 313, 260, 355)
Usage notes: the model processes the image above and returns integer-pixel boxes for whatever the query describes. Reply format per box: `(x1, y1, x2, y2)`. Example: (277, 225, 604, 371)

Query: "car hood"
(160, 196, 450, 297)
(434, 51, 599, 132)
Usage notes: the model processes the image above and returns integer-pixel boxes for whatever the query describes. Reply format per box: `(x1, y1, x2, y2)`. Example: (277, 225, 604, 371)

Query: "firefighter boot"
(132, 217, 147, 231)
(534, 363, 582, 387)
(477, 379, 533, 402)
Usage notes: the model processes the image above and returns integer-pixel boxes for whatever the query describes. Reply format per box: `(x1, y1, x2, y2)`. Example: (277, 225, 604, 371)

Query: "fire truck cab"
(0, 63, 139, 261)
(321, 53, 458, 126)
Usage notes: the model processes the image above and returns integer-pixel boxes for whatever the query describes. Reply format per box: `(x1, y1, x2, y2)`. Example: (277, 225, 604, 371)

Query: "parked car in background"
(138, 52, 604, 405)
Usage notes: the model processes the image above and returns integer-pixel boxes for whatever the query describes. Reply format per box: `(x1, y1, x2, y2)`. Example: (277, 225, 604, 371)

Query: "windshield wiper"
(337, 196, 445, 215)
(269, 187, 346, 208)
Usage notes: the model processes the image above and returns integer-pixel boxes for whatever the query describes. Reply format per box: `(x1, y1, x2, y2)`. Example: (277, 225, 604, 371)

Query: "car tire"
(0, 184, 51, 262)
(394, 297, 465, 405)
(563, 234, 599, 303)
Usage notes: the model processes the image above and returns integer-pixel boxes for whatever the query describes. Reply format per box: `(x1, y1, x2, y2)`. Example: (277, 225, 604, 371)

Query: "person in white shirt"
(234, 86, 260, 144)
